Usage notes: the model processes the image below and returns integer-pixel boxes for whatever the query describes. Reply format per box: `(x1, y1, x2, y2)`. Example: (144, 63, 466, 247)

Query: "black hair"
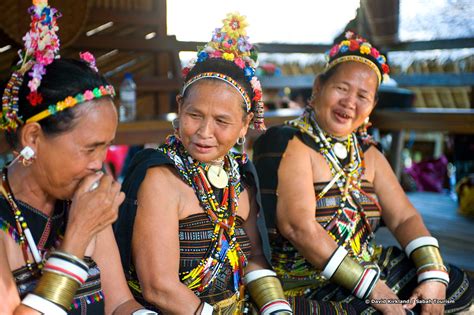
(5, 58, 111, 149)
(316, 64, 341, 86)
(183, 58, 254, 114)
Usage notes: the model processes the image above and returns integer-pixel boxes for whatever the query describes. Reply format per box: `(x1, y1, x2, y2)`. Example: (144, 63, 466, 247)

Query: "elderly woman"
(0, 1, 153, 314)
(114, 13, 292, 314)
(253, 32, 472, 314)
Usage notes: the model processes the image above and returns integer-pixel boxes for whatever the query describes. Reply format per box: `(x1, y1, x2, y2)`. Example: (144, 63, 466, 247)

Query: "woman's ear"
(176, 94, 184, 114)
(240, 112, 254, 138)
(19, 122, 42, 151)
(313, 75, 323, 96)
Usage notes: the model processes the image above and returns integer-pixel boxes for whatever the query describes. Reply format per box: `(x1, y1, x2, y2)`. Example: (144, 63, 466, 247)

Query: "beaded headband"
(0, 0, 109, 132)
(26, 85, 116, 123)
(326, 31, 390, 84)
(182, 13, 265, 130)
(182, 72, 251, 112)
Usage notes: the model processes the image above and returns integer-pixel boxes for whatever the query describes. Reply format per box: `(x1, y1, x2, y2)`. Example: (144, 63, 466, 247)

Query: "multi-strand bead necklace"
(159, 136, 247, 294)
(287, 109, 377, 258)
(1, 167, 43, 271)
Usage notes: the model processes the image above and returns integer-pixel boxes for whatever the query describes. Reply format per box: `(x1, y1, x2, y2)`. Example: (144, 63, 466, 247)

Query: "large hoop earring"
(236, 137, 245, 146)
(236, 137, 248, 163)
(172, 118, 180, 139)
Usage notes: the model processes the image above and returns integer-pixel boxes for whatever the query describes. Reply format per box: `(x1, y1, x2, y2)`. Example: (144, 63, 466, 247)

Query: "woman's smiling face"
(311, 61, 378, 137)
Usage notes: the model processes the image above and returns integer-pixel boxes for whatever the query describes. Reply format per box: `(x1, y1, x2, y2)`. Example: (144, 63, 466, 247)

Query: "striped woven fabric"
(127, 213, 252, 310)
(1, 197, 105, 314)
(270, 180, 381, 289)
(270, 182, 472, 314)
(12, 257, 105, 313)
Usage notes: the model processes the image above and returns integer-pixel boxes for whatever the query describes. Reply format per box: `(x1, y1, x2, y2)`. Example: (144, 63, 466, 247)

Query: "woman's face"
(177, 80, 252, 163)
(32, 98, 117, 199)
(311, 61, 378, 137)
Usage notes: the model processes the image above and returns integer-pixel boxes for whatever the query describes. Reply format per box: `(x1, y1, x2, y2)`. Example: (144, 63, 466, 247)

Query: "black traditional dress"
(114, 136, 270, 313)
(253, 108, 472, 314)
(0, 194, 105, 314)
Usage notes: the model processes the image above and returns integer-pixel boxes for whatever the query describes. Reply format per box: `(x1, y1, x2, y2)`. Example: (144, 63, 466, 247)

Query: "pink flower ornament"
(83, 90, 94, 101)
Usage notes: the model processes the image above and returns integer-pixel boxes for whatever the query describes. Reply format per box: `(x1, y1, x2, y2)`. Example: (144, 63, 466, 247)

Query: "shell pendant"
(333, 142, 348, 160)
(207, 165, 228, 189)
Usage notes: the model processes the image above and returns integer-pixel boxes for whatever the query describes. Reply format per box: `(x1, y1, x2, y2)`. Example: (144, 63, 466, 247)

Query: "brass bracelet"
(247, 276, 285, 309)
(411, 246, 444, 270)
(331, 255, 365, 290)
(34, 271, 80, 310)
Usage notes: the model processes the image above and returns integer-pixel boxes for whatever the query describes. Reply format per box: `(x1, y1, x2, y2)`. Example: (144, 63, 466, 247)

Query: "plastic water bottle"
(119, 73, 137, 122)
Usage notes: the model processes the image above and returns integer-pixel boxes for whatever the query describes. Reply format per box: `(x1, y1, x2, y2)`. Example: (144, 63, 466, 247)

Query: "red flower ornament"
(26, 91, 43, 106)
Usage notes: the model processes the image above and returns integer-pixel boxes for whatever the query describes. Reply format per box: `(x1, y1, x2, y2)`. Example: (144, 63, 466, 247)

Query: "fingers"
(95, 173, 114, 194)
(77, 171, 104, 194)
(404, 295, 418, 310)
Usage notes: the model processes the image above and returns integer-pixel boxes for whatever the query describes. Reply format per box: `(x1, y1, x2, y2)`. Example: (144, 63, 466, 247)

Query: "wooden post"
(388, 130, 405, 180)
(153, 0, 173, 115)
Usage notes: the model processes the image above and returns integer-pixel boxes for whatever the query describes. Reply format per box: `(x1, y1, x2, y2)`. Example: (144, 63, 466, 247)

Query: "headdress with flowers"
(326, 31, 390, 84)
(0, 0, 114, 132)
(181, 13, 265, 130)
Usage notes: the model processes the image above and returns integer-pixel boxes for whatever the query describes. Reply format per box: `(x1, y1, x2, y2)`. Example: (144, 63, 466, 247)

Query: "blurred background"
(0, 0, 473, 273)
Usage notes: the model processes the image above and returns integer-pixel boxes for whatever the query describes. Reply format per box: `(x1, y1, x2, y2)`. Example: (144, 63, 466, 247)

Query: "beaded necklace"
(286, 109, 379, 261)
(1, 167, 43, 271)
(159, 135, 247, 294)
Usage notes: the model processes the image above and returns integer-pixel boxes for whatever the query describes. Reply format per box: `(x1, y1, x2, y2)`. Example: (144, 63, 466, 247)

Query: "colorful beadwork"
(326, 31, 390, 84)
(0, 0, 111, 132)
(182, 12, 265, 130)
(286, 109, 381, 261)
(182, 72, 251, 112)
(25, 85, 115, 123)
(159, 135, 247, 294)
(1, 168, 43, 271)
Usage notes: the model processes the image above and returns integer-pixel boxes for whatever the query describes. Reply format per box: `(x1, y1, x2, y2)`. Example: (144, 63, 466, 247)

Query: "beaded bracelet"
(243, 269, 293, 314)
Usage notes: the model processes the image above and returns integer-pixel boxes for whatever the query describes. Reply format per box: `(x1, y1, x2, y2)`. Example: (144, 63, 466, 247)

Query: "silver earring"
(236, 137, 248, 163)
(12, 146, 35, 166)
(172, 118, 179, 130)
(172, 118, 181, 139)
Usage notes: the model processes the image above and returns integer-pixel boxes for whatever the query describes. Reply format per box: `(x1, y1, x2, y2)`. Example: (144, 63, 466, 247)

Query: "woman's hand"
(368, 280, 406, 314)
(404, 281, 446, 314)
(61, 172, 125, 257)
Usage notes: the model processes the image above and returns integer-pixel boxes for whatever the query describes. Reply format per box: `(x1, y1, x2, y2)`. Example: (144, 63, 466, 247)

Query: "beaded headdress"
(181, 13, 265, 130)
(0, 0, 114, 132)
(326, 31, 390, 84)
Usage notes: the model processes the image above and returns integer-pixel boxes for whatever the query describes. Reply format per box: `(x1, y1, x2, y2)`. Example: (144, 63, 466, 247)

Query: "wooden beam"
(174, 41, 332, 54)
(260, 73, 474, 90)
(87, 8, 161, 26)
(114, 108, 474, 145)
(371, 108, 474, 133)
(72, 35, 179, 52)
(384, 38, 474, 51)
(72, 35, 474, 54)
(173, 38, 474, 53)
(110, 76, 182, 92)
(392, 73, 474, 87)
